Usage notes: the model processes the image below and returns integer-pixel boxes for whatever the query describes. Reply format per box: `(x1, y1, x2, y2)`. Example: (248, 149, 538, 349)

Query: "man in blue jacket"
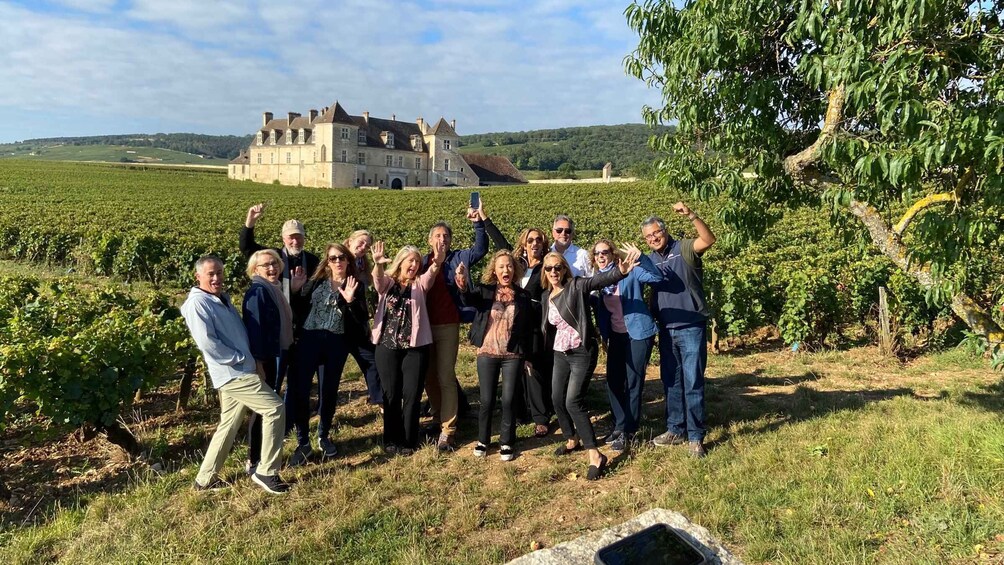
(181, 255, 290, 494)
(643, 202, 717, 458)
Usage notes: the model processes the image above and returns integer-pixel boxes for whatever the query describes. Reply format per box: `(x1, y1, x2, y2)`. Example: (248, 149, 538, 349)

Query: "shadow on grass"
(959, 378, 1004, 412)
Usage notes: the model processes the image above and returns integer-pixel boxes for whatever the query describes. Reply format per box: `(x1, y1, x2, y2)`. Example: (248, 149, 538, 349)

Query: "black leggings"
(375, 344, 429, 449)
(551, 347, 599, 449)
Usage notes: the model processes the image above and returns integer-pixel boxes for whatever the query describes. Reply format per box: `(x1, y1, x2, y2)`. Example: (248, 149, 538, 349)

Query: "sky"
(0, 0, 663, 142)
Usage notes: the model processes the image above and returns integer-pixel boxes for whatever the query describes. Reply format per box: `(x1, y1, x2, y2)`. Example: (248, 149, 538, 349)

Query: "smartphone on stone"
(470, 191, 480, 209)
(594, 524, 707, 565)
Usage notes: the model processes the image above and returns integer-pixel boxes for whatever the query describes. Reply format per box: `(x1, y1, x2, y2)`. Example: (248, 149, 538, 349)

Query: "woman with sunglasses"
(370, 240, 446, 455)
(542, 245, 641, 480)
(242, 249, 294, 476)
(478, 205, 555, 438)
(287, 243, 365, 464)
(590, 239, 662, 452)
(342, 229, 383, 407)
(454, 250, 533, 461)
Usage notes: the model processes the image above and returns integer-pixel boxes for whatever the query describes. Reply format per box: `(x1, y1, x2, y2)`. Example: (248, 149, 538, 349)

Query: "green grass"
(2, 346, 1002, 564)
(0, 144, 228, 166)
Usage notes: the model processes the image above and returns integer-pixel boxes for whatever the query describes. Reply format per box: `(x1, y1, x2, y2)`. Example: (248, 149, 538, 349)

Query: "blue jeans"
(658, 325, 707, 442)
(552, 346, 600, 449)
(606, 333, 653, 435)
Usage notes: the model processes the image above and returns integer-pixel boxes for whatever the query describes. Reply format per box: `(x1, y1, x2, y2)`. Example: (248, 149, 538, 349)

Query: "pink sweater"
(370, 266, 438, 348)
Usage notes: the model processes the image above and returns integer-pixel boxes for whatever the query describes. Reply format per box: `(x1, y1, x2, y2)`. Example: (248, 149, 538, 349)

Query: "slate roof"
(461, 154, 527, 184)
(315, 102, 355, 125)
(353, 116, 425, 151)
(230, 151, 250, 165)
(428, 117, 457, 136)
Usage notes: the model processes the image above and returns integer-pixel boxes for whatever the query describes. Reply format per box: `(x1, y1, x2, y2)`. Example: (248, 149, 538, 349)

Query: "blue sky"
(0, 0, 662, 142)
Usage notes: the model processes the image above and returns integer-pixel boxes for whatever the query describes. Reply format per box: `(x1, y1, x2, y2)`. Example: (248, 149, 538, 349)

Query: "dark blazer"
(298, 277, 368, 340)
(484, 217, 547, 353)
(242, 280, 284, 361)
(542, 268, 626, 354)
(459, 282, 534, 355)
(240, 225, 320, 333)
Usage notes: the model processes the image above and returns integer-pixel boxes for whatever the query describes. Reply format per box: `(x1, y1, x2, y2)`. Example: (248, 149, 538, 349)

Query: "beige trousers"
(424, 323, 460, 437)
(196, 374, 285, 485)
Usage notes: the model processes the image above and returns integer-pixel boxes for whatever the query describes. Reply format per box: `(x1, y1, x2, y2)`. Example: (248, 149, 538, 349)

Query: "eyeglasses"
(543, 265, 564, 273)
(526, 236, 544, 244)
(644, 229, 666, 242)
(593, 249, 612, 257)
(256, 261, 278, 269)
(328, 254, 348, 263)
(553, 227, 572, 235)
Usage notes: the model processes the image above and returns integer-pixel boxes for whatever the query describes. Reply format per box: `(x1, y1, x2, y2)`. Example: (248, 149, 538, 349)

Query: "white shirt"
(552, 243, 593, 277)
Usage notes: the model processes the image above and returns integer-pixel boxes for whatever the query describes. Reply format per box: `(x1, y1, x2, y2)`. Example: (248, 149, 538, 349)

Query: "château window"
(358, 130, 367, 144)
(415, 157, 421, 169)
(321, 146, 327, 162)
(444, 158, 450, 171)
(286, 152, 291, 164)
(443, 139, 451, 150)
(358, 152, 366, 165)
(269, 131, 276, 144)
(299, 129, 306, 143)
(341, 127, 350, 140)
(385, 155, 393, 167)
(286, 130, 293, 144)
(257, 153, 261, 164)
(256, 132, 263, 145)
(386, 133, 394, 148)
(340, 150, 347, 163)
(395, 156, 403, 167)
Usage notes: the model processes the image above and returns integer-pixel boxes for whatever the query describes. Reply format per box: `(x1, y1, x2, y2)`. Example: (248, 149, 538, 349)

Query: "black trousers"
(551, 346, 599, 449)
(524, 350, 554, 425)
(247, 352, 286, 466)
(476, 356, 521, 446)
(375, 344, 430, 449)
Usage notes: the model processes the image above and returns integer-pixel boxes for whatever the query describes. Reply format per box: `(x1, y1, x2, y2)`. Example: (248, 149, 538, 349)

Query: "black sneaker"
(609, 434, 629, 452)
(319, 436, 338, 458)
(193, 478, 228, 491)
(652, 431, 687, 447)
(288, 444, 313, 467)
(252, 473, 290, 495)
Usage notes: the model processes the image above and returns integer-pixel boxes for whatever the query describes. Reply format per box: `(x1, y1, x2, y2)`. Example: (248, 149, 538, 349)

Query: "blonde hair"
(310, 243, 358, 282)
(344, 230, 373, 275)
(481, 250, 525, 285)
(386, 245, 422, 283)
(246, 249, 284, 279)
(540, 251, 572, 291)
(514, 228, 549, 264)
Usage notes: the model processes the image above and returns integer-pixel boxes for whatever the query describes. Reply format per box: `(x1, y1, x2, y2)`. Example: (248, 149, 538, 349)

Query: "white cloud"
(0, 0, 661, 141)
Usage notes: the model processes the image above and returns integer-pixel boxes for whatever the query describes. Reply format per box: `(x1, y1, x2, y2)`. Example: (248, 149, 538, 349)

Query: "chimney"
(308, 109, 318, 121)
(391, 113, 396, 121)
(287, 112, 299, 124)
(263, 112, 273, 127)
(363, 111, 369, 124)
(450, 119, 456, 131)
(416, 117, 424, 132)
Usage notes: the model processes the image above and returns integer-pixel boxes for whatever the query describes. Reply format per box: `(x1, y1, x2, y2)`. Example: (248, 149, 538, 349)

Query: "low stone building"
(228, 101, 524, 189)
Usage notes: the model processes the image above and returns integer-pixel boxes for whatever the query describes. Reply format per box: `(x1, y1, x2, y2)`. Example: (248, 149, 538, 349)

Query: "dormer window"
(358, 129, 367, 144)
(411, 135, 422, 151)
(286, 129, 293, 144)
(256, 132, 263, 145)
(382, 132, 394, 148)
(299, 129, 306, 143)
(269, 130, 276, 144)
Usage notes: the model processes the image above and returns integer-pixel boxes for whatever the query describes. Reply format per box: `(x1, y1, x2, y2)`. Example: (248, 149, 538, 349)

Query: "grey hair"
(552, 214, 575, 232)
(640, 216, 666, 232)
(194, 254, 224, 273)
(428, 222, 453, 239)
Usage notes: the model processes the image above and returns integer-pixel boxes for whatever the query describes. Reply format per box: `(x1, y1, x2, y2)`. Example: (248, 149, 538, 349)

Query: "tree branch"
(892, 193, 956, 236)
(783, 84, 846, 180)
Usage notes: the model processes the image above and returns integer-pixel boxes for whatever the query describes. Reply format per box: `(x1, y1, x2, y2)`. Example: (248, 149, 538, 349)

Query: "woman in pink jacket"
(370, 240, 446, 455)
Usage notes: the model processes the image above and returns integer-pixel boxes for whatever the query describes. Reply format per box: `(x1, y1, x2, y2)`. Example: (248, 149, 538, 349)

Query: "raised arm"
(239, 203, 267, 258)
(674, 202, 716, 254)
(621, 243, 662, 284)
(478, 199, 512, 251)
(419, 240, 447, 291)
(370, 241, 393, 294)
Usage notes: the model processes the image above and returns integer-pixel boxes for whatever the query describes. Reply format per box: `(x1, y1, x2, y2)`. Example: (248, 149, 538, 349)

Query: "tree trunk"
(176, 356, 197, 412)
(101, 421, 143, 456)
(848, 200, 1003, 343)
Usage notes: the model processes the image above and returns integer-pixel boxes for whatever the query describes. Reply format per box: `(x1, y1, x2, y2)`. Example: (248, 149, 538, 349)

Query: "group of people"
(181, 198, 716, 494)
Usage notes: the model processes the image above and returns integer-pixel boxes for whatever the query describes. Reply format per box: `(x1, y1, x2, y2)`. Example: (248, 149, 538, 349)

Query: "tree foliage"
(625, 0, 1004, 353)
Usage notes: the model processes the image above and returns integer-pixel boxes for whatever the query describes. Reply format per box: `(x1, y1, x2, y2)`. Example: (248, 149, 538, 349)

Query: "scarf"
(253, 275, 294, 350)
(598, 264, 618, 295)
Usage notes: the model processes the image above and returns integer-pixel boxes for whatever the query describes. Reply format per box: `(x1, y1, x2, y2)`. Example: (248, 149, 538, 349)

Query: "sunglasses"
(543, 265, 564, 273)
(526, 236, 544, 244)
(328, 254, 348, 263)
(593, 249, 612, 256)
(553, 227, 572, 235)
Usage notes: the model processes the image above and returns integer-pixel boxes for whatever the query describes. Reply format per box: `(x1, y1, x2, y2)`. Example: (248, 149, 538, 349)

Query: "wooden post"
(878, 286, 893, 355)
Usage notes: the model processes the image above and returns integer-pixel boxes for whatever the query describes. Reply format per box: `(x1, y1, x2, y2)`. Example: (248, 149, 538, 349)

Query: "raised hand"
(617, 244, 642, 275)
(290, 266, 307, 292)
(246, 203, 266, 228)
(339, 276, 358, 302)
(454, 262, 468, 289)
(673, 201, 693, 217)
(372, 241, 390, 264)
(466, 207, 480, 222)
(476, 197, 487, 221)
(433, 240, 447, 265)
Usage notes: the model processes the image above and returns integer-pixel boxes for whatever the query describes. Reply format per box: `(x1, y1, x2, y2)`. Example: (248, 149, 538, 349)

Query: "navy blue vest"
(647, 239, 708, 329)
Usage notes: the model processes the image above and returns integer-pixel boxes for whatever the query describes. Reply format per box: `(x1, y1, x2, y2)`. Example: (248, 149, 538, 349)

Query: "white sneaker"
(499, 445, 514, 462)
(473, 442, 487, 458)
